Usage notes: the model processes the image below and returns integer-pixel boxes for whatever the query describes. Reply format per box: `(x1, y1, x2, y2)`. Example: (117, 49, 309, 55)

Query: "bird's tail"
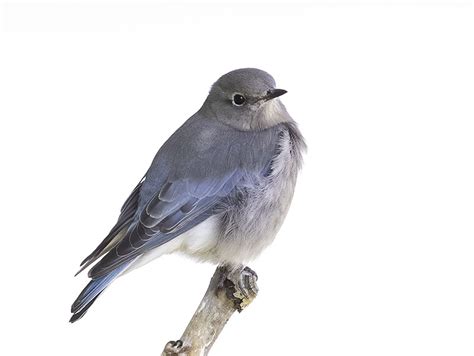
(70, 257, 137, 323)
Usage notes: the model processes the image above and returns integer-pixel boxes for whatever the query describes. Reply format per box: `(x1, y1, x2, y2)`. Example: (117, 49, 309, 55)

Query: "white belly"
(127, 215, 220, 272)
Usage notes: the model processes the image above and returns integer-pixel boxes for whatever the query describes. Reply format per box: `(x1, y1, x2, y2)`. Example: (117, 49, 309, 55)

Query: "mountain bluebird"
(70, 68, 306, 322)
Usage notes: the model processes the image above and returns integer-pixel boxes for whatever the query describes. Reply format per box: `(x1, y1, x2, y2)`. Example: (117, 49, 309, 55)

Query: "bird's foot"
(163, 339, 186, 355)
(223, 266, 259, 312)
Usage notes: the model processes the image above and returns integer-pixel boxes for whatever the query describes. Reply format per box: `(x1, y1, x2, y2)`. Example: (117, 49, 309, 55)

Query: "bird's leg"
(221, 264, 259, 312)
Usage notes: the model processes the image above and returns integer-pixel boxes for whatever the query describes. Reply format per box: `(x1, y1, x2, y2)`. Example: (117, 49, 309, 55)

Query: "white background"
(0, 1, 473, 355)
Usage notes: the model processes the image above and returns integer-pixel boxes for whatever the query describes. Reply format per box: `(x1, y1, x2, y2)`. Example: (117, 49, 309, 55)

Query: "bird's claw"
(223, 266, 259, 312)
(163, 339, 185, 355)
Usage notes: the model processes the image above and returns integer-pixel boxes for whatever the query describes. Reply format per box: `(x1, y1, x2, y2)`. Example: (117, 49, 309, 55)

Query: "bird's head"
(201, 68, 291, 130)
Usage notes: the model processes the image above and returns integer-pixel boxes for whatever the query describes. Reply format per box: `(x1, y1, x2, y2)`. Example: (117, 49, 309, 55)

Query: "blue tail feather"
(70, 258, 136, 323)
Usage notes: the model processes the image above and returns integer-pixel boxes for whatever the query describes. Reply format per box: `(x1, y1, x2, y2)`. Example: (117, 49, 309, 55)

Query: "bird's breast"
(213, 127, 302, 264)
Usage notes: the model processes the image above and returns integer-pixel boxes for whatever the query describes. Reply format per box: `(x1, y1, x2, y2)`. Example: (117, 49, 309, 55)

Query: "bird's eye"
(232, 93, 246, 106)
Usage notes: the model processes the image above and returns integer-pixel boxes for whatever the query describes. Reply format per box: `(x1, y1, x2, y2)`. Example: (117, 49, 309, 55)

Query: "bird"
(70, 68, 306, 323)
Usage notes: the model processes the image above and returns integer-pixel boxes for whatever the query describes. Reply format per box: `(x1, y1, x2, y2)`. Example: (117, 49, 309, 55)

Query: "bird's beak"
(262, 88, 287, 101)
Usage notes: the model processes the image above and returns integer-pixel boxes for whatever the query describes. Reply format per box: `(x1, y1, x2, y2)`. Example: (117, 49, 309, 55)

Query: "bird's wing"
(87, 117, 282, 279)
(75, 177, 145, 276)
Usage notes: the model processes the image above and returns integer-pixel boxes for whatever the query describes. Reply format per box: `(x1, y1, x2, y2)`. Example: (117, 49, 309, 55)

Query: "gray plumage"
(70, 68, 306, 322)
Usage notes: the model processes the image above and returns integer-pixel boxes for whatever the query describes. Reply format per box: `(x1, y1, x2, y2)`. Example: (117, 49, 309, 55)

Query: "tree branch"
(162, 265, 258, 356)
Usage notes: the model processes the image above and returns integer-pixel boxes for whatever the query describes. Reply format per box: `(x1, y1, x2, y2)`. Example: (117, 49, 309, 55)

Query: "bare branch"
(162, 265, 258, 356)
